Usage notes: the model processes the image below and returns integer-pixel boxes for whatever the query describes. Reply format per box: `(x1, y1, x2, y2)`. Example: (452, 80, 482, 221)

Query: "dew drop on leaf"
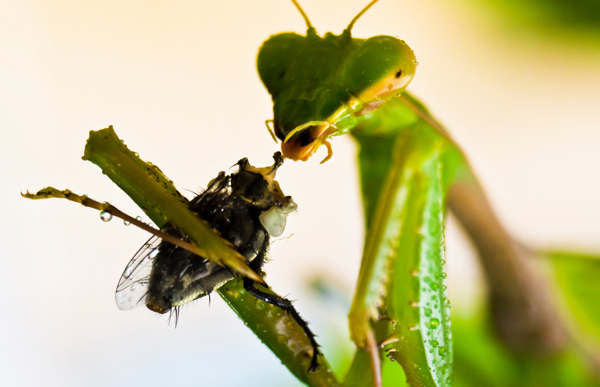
(278, 335, 289, 344)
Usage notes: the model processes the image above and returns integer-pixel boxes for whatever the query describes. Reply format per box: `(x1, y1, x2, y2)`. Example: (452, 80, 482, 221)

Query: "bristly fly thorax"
(115, 152, 297, 315)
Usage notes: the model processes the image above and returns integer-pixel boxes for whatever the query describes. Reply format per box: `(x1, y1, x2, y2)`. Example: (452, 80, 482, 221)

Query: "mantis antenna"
(290, 0, 314, 30)
(346, 0, 380, 31)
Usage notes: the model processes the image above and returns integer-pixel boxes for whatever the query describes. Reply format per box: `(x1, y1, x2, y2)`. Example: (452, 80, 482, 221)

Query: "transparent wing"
(115, 235, 161, 310)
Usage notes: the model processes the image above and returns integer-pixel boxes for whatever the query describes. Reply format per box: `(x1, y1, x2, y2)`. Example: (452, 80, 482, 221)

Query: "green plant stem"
(82, 126, 264, 284)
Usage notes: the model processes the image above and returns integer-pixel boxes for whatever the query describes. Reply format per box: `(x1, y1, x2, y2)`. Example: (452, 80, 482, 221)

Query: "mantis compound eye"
(343, 35, 417, 102)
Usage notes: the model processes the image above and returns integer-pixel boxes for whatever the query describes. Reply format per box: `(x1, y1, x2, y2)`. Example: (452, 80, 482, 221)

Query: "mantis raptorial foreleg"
(345, 95, 463, 387)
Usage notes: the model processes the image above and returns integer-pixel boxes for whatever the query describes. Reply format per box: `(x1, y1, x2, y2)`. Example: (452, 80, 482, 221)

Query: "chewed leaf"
(115, 236, 161, 310)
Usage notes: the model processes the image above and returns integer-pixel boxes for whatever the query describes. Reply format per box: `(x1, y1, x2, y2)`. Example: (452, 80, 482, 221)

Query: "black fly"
(115, 152, 321, 372)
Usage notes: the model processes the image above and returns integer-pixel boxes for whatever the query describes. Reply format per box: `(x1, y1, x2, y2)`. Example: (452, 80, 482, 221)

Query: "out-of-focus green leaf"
(344, 348, 377, 387)
(485, 0, 600, 31)
(381, 357, 408, 387)
(452, 315, 520, 387)
(453, 313, 600, 387)
(548, 252, 600, 345)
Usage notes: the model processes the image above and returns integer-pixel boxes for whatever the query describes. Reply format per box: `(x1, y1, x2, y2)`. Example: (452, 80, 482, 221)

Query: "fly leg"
(243, 277, 321, 372)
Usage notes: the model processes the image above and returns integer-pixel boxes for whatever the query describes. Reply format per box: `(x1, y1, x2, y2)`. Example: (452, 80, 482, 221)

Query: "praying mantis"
(22, 0, 595, 386)
(254, 0, 574, 385)
(258, 0, 457, 385)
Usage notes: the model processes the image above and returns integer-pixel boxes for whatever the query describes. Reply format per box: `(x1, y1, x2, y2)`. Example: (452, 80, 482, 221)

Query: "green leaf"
(548, 251, 600, 344)
(452, 313, 600, 387)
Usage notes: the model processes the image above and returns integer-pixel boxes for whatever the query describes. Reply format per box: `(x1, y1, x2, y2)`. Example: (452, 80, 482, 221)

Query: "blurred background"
(1, 0, 599, 385)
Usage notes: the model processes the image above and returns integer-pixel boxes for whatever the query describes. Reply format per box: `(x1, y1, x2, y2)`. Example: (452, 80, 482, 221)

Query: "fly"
(114, 151, 322, 371)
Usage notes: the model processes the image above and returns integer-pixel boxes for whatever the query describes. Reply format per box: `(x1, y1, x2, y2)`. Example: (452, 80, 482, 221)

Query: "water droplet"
(136, 215, 142, 221)
(429, 318, 440, 328)
(430, 339, 439, 348)
(123, 220, 131, 226)
(424, 308, 432, 317)
(124, 267, 132, 278)
(277, 335, 289, 344)
(438, 346, 447, 356)
(130, 284, 136, 291)
(100, 211, 112, 222)
(149, 249, 159, 259)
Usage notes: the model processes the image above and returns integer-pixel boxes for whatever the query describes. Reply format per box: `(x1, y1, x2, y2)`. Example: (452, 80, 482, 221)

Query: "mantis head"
(257, 0, 417, 162)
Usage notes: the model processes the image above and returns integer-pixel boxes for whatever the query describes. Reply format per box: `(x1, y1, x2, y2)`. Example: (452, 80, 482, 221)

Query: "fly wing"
(115, 235, 161, 310)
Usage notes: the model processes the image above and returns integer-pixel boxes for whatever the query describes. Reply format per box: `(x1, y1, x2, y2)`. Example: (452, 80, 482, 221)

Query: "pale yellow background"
(1, 0, 599, 386)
